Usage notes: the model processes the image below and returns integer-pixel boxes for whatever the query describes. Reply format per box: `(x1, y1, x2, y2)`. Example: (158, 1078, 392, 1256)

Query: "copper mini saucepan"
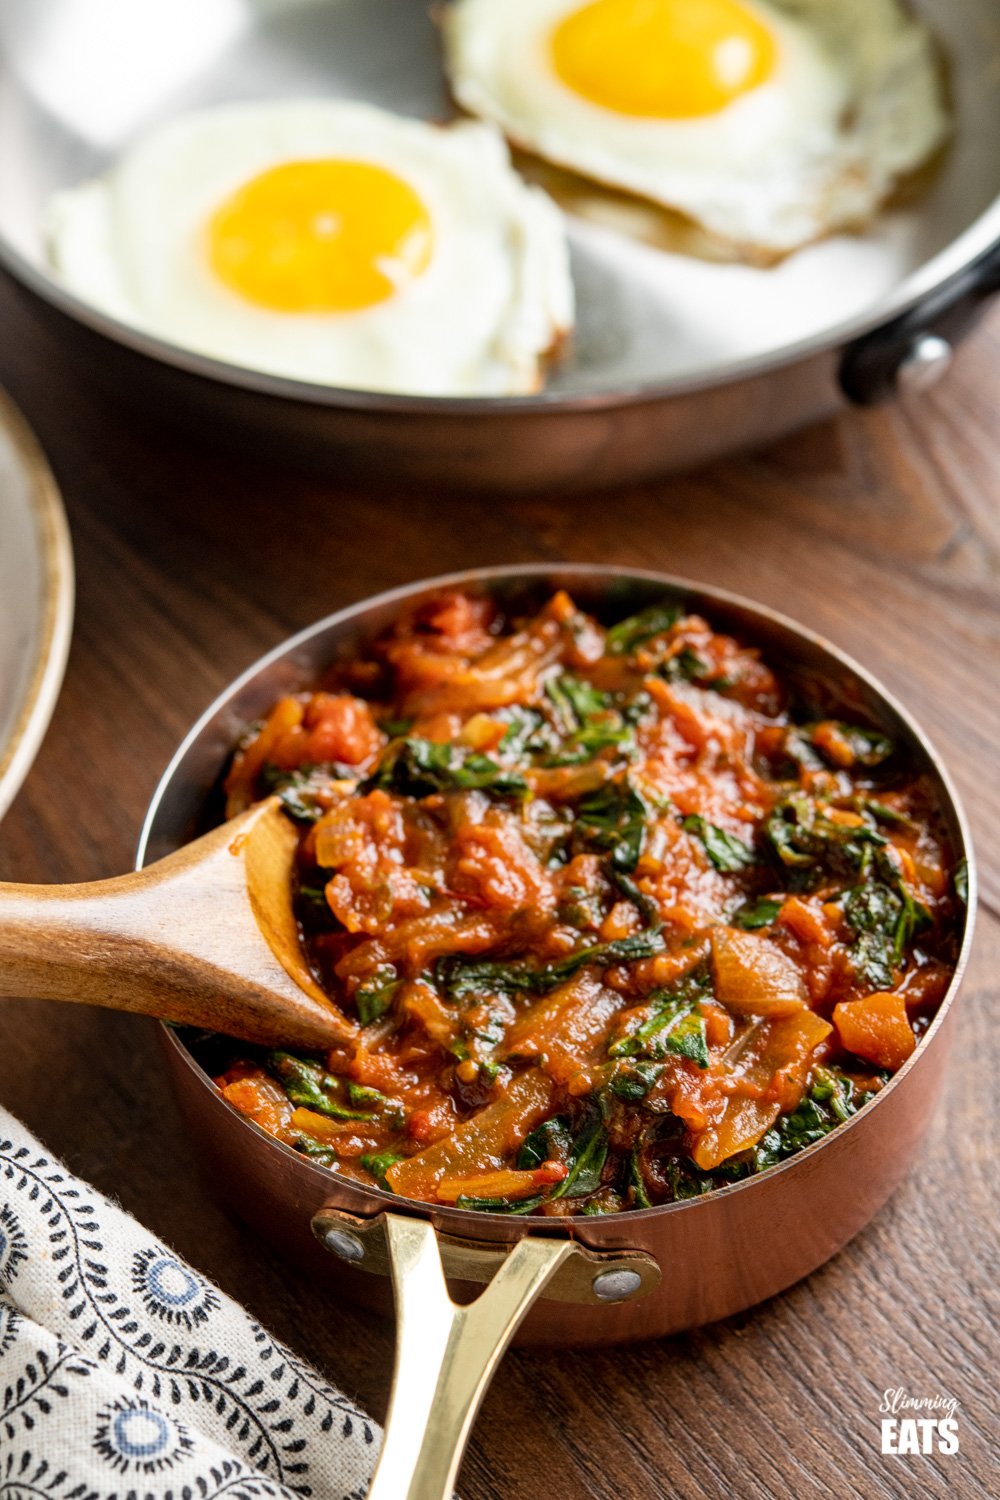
(137, 565, 976, 1500)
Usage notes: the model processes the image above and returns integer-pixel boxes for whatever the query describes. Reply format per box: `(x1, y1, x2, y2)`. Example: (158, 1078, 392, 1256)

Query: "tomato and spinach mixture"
(213, 588, 964, 1214)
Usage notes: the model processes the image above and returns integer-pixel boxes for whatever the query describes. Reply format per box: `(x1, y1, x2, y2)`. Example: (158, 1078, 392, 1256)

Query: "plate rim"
(0, 388, 74, 823)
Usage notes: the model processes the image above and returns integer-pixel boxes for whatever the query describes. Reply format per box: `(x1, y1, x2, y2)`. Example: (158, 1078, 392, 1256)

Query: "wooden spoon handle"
(0, 873, 202, 1008)
(0, 803, 353, 1051)
(0, 874, 299, 1035)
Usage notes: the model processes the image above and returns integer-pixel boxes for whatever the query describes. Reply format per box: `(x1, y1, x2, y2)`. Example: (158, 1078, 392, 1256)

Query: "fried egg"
(45, 101, 574, 396)
(444, 0, 950, 258)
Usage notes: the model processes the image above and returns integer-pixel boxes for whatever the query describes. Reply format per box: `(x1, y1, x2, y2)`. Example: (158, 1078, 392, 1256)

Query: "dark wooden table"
(0, 275, 996, 1500)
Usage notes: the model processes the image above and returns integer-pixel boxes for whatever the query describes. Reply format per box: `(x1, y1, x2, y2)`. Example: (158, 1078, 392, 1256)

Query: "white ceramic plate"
(0, 389, 74, 823)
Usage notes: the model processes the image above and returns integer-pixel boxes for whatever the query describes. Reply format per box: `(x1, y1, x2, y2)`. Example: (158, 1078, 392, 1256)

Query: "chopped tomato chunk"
(834, 992, 916, 1072)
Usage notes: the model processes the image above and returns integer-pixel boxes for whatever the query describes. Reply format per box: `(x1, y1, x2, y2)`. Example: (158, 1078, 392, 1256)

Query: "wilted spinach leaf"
(660, 1156, 713, 1202)
(609, 973, 710, 1068)
(574, 778, 651, 872)
(268, 1053, 373, 1121)
(370, 738, 527, 799)
(261, 763, 339, 823)
(497, 706, 553, 757)
(296, 1135, 338, 1167)
(659, 647, 709, 684)
(812, 722, 894, 768)
(295, 881, 336, 930)
(606, 601, 682, 656)
(857, 798, 915, 830)
(608, 867, 661, 925)
(437, 928, 665, 1003)
(625, 1145, 652, 1209)
(682, 815, 756, 872)
(355, 965, 402, 1025)
(553, 1113, 608, 1199)
(954, 857, 969, 907)
(544, 721, 634, 768)
(731, 895, 783, 929)
(840, 871, 930, 989)
(765, 793, 886, 877)
(454, 1194, 544, 1214)
(360, 1149, 405, 1188)
(377, 715, 414, 739)
(753, 1066, 875, 1169)
(545, 673, 610, 730)
(608, 1060, 664, 1101)
(518, 1116, 573, 1171)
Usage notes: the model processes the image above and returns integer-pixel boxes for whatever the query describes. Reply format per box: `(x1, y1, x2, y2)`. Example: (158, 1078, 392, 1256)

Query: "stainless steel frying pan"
(2, 0, 1000, 489)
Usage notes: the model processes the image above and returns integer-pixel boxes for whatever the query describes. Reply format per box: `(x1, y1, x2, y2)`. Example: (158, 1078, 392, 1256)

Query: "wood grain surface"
(0, 274, 996, 1500)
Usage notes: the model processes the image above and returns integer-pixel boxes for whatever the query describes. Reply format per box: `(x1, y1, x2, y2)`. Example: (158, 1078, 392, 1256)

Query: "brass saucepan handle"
(368, 1217, 573, 1500)
(311, 1208, 661, 1500)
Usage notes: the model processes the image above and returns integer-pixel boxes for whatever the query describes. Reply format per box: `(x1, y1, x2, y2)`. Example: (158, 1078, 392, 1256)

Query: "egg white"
(45, 100, 575, 396)
(444, 0, 951, 257)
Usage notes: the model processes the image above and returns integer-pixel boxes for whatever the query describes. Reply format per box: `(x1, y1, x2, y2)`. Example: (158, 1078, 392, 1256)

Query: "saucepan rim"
(137, 563, 977, 1234)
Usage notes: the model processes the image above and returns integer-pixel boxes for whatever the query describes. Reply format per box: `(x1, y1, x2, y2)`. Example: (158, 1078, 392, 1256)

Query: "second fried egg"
(444, 0, 950, 258)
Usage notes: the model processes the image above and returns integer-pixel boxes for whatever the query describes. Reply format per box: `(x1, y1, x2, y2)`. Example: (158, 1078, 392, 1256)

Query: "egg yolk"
(207, 159, 433, 313)
(551, 0, 777, 119)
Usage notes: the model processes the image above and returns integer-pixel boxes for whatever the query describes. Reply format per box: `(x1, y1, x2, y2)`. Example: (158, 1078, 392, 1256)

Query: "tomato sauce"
(208, 588, 963, 1214)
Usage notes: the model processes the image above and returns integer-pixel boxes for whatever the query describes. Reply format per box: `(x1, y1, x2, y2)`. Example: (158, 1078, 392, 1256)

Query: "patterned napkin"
(0, 1106, 379, 1499)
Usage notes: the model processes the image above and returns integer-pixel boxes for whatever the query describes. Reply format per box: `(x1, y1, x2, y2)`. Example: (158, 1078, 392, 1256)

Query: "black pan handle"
(839, 236, 1000, 405)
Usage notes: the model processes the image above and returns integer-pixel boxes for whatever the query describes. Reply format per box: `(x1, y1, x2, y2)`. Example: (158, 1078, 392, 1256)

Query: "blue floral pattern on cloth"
(0, 1107, 377, 1500)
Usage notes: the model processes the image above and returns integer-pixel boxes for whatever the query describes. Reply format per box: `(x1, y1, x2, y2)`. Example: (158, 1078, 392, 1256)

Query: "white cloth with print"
(0, 1107, 378, 1499)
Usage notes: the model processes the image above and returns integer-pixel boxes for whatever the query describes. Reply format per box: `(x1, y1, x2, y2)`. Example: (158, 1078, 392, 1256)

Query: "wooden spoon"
(0, 798, 354, 1051)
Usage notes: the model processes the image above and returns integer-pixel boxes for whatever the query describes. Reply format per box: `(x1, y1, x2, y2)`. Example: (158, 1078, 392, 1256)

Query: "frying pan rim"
(2, 184, 1000, 416)
(138, 562, 977, 1235)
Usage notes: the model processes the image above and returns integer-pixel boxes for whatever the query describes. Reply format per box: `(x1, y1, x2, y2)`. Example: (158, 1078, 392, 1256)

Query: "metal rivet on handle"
(322, 1227, 366, 1264)
(592, 1268, 643, 1303)
(897, 333, 953, 397)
